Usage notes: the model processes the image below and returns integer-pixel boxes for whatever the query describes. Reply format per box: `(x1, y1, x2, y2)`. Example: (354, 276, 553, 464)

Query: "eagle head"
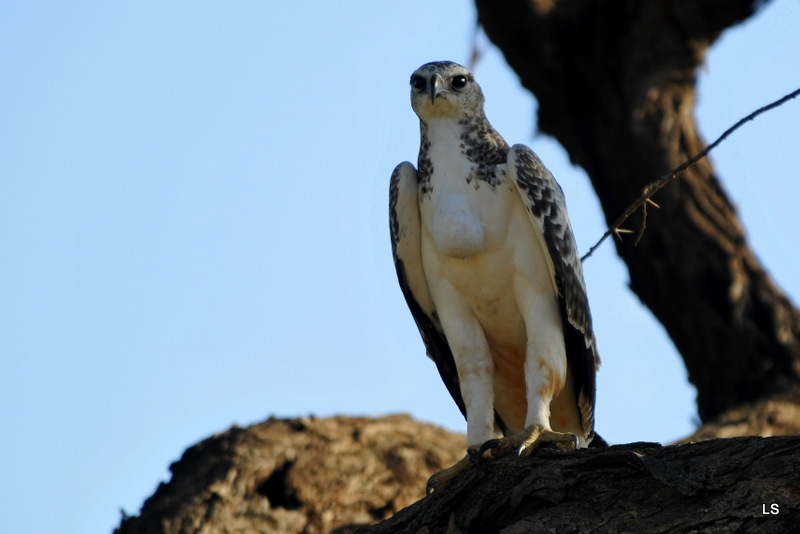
(410, 61, 485, 121)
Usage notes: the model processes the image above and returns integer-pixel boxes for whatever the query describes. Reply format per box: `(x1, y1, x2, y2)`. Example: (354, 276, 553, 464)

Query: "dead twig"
(581, 87, 800, 262)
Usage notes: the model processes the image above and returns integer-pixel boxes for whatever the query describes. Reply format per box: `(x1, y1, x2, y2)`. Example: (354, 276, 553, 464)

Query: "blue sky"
(2, 2, 799, 532)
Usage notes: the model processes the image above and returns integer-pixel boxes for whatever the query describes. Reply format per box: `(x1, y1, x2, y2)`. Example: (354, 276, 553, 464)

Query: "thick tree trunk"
(473, 0, 800, 426)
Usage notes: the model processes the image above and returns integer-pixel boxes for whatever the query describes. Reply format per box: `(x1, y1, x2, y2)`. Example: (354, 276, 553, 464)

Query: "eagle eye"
(452, 75, 468, 89)
(411, 75, 427, 90)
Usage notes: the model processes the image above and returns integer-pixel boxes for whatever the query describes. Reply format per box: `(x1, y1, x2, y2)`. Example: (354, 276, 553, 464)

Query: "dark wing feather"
(508, 144, 600, 444)
(390, 162, 466, 418)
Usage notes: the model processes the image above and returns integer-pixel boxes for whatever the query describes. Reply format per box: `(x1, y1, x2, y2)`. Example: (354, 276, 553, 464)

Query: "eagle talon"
(425, 475, 439, 496)
(476, 438, 503, 460)
(425, 454, 474, 495)
(466, 447, 482, 465)
(516, 425, 579, 459)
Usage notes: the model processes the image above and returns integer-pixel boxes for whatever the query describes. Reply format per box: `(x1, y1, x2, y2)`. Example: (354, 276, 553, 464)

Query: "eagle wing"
(390, 162, 466, 418)
(507, 144, 600, 443)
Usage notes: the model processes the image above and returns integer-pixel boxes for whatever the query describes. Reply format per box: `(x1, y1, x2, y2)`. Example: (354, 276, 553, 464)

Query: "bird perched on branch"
(390, 61, 603, 493)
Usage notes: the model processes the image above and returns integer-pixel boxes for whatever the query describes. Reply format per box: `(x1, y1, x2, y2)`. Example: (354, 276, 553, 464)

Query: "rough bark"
(473, 0, 800, 428)
(363, 434, 800, 534)
(115, 415, 800, 534)
(114, 415, 464, 534)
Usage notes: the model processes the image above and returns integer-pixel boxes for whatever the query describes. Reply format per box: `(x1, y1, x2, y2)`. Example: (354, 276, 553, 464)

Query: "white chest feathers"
(430, 193, 485, 259)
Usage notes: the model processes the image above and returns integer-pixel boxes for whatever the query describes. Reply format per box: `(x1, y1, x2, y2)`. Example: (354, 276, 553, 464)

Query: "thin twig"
(581, 87, 800, 262)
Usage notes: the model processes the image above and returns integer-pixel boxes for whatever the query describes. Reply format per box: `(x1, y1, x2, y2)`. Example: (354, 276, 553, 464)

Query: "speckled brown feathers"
(458, 117, 508, 187)
(417, 122, 434, 196)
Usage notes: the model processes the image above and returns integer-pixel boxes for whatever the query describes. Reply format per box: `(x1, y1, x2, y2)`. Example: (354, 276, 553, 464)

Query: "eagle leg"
(477, 424, 578, 460)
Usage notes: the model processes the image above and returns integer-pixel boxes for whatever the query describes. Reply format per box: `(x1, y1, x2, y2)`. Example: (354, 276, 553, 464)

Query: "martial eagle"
(389, 61, 603, 493)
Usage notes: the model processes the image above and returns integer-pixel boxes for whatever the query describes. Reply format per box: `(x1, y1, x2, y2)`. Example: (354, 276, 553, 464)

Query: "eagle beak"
(429, 74, 443, 104)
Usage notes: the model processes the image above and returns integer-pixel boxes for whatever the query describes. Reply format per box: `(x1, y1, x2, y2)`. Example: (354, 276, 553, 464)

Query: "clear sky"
(2, 2, 798, 533)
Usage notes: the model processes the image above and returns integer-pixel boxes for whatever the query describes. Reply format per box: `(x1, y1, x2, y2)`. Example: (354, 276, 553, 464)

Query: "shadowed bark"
(362, 435, 800, 533)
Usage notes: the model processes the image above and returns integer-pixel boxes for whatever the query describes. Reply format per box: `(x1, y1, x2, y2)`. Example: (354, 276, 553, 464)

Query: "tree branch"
(581, 87, 800, 262)
(365, 435, 800, 533)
